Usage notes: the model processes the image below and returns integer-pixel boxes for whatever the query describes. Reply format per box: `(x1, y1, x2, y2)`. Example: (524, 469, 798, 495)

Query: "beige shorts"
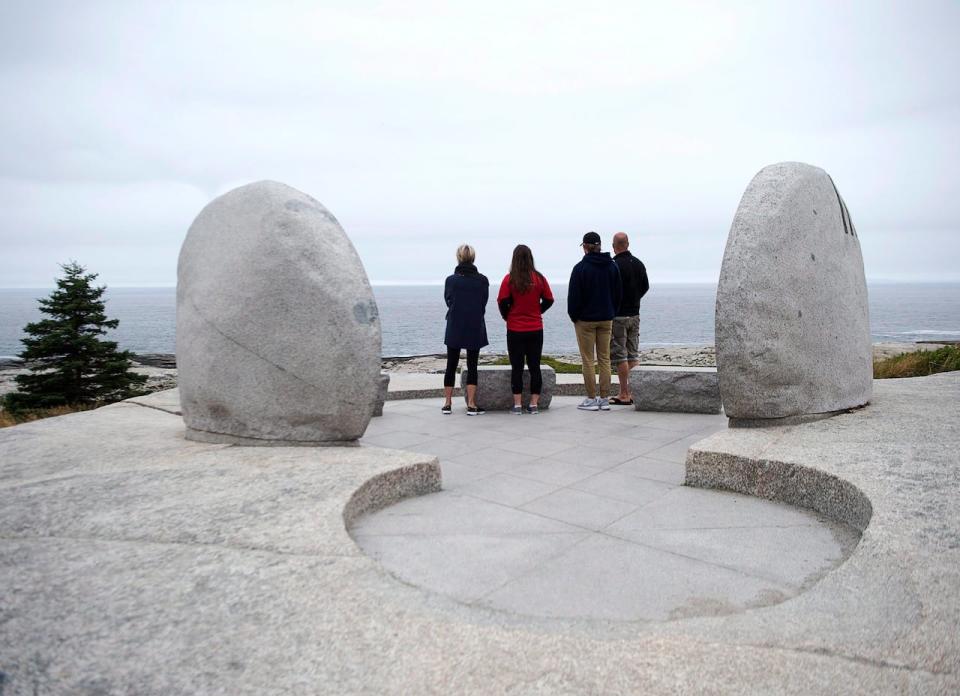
(611, 315, 640, 363)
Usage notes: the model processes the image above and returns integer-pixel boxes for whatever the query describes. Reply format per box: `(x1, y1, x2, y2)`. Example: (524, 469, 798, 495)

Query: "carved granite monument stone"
(177, 181, 381, 444)
(716, 162, 872, 425)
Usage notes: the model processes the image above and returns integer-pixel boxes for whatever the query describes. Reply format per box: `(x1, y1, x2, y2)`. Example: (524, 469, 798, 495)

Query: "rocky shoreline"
(0, 342, 948, 409)
(381, 345, 719, 373)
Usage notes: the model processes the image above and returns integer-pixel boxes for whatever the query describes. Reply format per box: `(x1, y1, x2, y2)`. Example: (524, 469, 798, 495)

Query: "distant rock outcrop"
(132, 354, 177, 369)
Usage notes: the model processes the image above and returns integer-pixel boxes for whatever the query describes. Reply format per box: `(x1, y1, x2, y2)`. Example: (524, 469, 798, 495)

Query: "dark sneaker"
(466, 405, 485, 416)
(526, 404, 539, 415)
(441, 403, 452, 415)
(510, 405, 523, 415)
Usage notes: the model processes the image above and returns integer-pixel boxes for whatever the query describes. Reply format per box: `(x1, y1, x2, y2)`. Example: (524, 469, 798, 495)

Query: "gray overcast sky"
(1, 1, 958, 287)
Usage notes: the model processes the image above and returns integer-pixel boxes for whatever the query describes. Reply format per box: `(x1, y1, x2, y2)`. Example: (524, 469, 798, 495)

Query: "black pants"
(444, 347, 479, 387)
(507, 329, 544, 394)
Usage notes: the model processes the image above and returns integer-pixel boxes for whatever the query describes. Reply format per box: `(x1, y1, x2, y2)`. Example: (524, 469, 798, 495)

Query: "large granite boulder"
(630, 367, 721, 414)
(716, 162, 872, 424)
(459, 365, 555, 410)
(177, 181, 381, 445)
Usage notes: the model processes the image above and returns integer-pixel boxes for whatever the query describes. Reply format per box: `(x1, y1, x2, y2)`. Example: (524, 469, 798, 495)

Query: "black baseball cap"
(581, 231, 601, 245)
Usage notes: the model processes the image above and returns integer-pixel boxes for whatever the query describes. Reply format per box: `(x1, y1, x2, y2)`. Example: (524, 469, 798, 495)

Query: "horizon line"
(1, 276, 959, 290)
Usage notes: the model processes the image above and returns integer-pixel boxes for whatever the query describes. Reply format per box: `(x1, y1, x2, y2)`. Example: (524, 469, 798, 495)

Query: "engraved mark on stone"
(839, 196, 854, 238)
(798, 310, 803, 318)
(353, 300, 380, 325)
(811, 253, 816, 261)
(843, 199, 858, 238)
(827, 176, 850, 235)
(187, 295, 324, 391)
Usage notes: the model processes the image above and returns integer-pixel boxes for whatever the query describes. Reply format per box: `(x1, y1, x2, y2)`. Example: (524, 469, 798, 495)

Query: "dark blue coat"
(444, 264, 489, 350)
(567, 252, 622, 322)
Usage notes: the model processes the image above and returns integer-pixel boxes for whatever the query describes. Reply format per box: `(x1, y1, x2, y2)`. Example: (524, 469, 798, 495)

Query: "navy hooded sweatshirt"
(567, 252, 622, 322)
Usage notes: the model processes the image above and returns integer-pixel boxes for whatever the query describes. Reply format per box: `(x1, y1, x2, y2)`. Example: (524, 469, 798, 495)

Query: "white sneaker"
(598, 398, 610, 411)
(577, 397, 600, 411)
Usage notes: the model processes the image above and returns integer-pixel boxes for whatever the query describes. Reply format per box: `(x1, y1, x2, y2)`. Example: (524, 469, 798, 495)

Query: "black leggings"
(507, 329, 544, 394)
(444, 347, 479, 387)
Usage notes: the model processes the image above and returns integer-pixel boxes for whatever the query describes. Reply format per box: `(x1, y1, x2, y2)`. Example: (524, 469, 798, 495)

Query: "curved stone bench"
(629, 365, 721, 414)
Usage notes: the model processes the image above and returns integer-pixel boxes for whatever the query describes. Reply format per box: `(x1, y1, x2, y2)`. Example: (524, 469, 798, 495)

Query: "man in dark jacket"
(610, 231, 650, 405)
(567, 231, 622, 411)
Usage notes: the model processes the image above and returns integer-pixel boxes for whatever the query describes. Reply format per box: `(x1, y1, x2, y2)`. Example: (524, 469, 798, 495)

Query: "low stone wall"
(459, 365, 556, 410)
(342, 460, 442, 526)
(686, 449, 873, 531)
(630, 366, 721, 414)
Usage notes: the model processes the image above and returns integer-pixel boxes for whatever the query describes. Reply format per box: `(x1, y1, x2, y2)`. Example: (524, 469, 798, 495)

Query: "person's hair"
(508, 244, 537, 294)
(456, 244, 475, 264)
(612, 232, 629, 251)
(583, 242, 601, 253)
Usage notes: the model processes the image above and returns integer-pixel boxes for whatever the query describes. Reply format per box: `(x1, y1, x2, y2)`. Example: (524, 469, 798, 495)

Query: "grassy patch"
(0, 403, 97, 428)
(873, 345, 960, 379)
(493, 356, 585, 373)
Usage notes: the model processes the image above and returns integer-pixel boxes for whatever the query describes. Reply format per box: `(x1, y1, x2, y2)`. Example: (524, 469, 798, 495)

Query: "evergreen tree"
(3, 262, 147, 411)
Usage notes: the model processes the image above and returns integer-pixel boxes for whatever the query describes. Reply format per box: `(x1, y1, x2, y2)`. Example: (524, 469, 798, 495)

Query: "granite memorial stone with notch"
(715, 162, 872, 425)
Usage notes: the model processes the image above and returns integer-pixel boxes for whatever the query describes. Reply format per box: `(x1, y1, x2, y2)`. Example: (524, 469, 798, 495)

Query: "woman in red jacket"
(497, 245, 554, 414)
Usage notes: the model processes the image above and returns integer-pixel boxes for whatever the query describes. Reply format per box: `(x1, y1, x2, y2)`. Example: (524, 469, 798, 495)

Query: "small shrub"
(873, 345, 960, 379)
(3, 262, 147, 412)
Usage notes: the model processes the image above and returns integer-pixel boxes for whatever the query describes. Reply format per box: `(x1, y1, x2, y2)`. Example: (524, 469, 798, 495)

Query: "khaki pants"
(574, 320, 613, 399)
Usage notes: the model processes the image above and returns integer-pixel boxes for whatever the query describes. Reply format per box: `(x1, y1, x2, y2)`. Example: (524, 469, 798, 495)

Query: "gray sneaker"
(577, 397, 600, 411)
(598, 398, 610, 411)
(510, 405, 523, 415)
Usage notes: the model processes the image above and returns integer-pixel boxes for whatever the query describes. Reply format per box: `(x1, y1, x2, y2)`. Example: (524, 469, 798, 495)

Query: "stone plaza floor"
(355, 397, 859, 621)
(3, 376, 957, 693)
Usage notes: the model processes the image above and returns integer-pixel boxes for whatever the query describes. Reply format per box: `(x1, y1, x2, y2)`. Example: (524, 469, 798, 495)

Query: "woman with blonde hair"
(442, 244, 489, 415)
(496, 244, 554, 414)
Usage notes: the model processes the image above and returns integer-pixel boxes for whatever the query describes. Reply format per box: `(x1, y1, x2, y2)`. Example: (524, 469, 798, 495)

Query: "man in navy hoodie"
(567, 231, 622, 411)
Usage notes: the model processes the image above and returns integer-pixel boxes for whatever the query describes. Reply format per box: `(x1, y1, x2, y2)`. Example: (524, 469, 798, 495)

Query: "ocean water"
(0, 283, 958, 358)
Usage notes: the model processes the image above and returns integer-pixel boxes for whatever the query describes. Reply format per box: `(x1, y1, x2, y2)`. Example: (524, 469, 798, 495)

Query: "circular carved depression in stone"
(350, 397, 861, 622)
